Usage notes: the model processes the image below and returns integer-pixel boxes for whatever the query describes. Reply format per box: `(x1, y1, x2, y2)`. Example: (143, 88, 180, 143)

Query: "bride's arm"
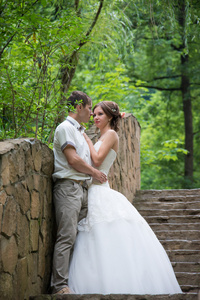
(83, 130, 118, 167)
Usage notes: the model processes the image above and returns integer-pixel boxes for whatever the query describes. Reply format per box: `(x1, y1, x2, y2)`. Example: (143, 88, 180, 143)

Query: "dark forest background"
(1, 0, 200, 190)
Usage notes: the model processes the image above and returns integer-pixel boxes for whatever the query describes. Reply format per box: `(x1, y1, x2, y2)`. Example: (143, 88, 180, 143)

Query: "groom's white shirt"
(52, 116, 92, 181)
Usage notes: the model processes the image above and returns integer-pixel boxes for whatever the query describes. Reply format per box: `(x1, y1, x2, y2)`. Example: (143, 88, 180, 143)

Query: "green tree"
(121, 0, 200, 187)
(70, 0, 200, 189)
(1, 0, 199, 189)
(0, 0, 105, 144)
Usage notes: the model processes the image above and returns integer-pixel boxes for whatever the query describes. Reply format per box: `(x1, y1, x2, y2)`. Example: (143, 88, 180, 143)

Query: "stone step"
(167, 249, 200, 263)
(160, 239, 200, 251)
(129, 189, 200, 300)
(175, 271, 200, 286)
(136, 189, 200, 199)
(138, 208, 200, 217)
(181, 284, 200, 293)
(150, 222, 200, 231)
(29, 292, 198, 300)
(181, 283, 200, 294)
(172, 261, 200, 273)
(144, 215, 200, 223)
(135, 194, 200, 203)
(133, 201, 200, 210)
(154, 230, 199, 240)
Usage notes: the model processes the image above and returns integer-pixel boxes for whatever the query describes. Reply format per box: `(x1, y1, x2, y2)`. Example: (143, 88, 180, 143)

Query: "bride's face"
(93, 106, 110, 130)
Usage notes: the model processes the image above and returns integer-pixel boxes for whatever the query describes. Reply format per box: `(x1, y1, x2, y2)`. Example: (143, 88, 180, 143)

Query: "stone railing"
(0, 113, 140, 300)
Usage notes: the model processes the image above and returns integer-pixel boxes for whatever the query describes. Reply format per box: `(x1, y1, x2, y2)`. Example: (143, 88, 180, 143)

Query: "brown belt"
(72, 179, 87, 186)
(55, 178, 88, 189)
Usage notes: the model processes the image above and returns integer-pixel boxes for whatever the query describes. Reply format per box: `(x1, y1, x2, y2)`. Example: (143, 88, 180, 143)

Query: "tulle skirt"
(68, 184, 182, 295)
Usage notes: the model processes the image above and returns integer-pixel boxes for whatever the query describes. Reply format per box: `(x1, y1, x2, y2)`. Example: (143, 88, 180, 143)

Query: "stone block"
(1, 154, 10, 186)
(33, 173, 42, 192)
(2, 196, 17, 237)
(1, 235, 18, 274)
(14, 257, 28, 300)
(17, 146, 26, 178)
(34, 149, 42, 172)
(25, 147, 34, 173)
(8, 151, 19, 183)
(27, 174, 34, 192)
(21, 179, 28, 189)
(41, 146, 54, 175)
(16, 212, 30, 257)
(15, 182, 30, 214)
(5, 184, 15, 196)
(0, 140, 15, 154)
(31, 190, 40, 219)
(0, 272, 13, 300)
(32, 140, 41, 156)
(34, 176, 48, 199)
(27, 253, 38, 284)
(43, 194, 52, 221)
(30, 220, 39, 252)
(0, 190, 7, 205)
(38, 236, 45, 278)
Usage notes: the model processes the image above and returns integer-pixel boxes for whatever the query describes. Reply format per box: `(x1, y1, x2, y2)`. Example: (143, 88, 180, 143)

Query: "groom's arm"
(63, 146, 107, 183)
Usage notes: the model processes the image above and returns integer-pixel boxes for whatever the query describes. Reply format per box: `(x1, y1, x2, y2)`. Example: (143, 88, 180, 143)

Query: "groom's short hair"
(67, 91, 92, 111)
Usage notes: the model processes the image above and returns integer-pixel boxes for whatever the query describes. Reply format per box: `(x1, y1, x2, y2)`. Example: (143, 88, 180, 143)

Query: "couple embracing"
(51, 91, 182, 295)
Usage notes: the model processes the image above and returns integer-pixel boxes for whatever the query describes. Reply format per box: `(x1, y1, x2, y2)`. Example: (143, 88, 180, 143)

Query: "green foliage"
(1, 0, 199, 189)
(70, 0, 200, 189)
(70, 53, 140, 111)
(0, 0, 105, 143)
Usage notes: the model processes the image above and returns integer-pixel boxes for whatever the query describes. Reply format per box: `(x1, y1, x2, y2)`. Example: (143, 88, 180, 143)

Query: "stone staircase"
(30, 189, 200, 300)
(133, 189, 200, 299)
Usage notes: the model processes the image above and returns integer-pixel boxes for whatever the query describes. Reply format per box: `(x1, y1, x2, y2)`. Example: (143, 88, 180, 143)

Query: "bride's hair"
(93, 101, 122, 132)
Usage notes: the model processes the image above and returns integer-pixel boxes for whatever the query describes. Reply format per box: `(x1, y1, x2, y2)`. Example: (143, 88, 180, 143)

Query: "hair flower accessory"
(121, 112, 126, 118)
(112, 108, 117, 112)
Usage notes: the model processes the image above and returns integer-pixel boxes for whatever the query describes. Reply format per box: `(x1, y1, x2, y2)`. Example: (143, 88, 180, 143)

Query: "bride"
(68, 101, 182, 295)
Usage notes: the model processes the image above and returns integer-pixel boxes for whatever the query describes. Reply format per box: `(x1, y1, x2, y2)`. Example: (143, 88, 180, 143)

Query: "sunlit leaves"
(156, 139, 188, 161)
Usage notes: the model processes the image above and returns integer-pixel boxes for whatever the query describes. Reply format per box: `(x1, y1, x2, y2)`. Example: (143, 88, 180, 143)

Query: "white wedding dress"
(68, 141, 182, 294)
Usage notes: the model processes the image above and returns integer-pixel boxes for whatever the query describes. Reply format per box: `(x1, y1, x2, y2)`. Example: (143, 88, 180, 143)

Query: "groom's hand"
(92, 169, 107, 184)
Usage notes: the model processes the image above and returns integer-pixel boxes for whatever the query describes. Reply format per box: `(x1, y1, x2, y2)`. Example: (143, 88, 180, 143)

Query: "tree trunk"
(181, 55, 193, 180)
(178, 0, 193, 182)
(57, 52, 79, 124)
(56, 0, 104, 124)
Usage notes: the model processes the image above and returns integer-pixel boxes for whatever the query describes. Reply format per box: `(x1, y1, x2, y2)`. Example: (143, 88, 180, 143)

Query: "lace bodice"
(94, 140, 117, 176)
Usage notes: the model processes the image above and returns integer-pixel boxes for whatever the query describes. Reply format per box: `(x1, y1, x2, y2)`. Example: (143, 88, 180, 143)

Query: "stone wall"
(0, 139, 54, 300)
(0, 114, 140, 300)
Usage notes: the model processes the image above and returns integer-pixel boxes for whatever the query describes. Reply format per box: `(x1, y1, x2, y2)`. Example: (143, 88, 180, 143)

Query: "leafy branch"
(0, 0, 40, 59)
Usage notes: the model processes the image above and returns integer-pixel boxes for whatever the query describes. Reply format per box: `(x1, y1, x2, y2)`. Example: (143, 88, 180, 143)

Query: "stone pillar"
(86, 113, 141, 202)
(0, 139, 54, 300)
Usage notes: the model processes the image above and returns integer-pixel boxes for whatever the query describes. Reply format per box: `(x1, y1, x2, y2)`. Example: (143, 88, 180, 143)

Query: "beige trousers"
(51, 179, 88, 293)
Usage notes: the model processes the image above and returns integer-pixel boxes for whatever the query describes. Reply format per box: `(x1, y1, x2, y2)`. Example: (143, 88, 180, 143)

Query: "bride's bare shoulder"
(105, 129, 119, 141)
(110, 129, 118, 137)
(107, 129, 118, 136)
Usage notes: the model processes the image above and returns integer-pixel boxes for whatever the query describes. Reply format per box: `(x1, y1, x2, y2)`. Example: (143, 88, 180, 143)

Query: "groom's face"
(79, 101, 93, 123)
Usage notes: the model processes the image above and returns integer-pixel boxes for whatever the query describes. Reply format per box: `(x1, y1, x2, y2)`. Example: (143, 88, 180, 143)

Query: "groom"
(51, 91, 107, 295)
